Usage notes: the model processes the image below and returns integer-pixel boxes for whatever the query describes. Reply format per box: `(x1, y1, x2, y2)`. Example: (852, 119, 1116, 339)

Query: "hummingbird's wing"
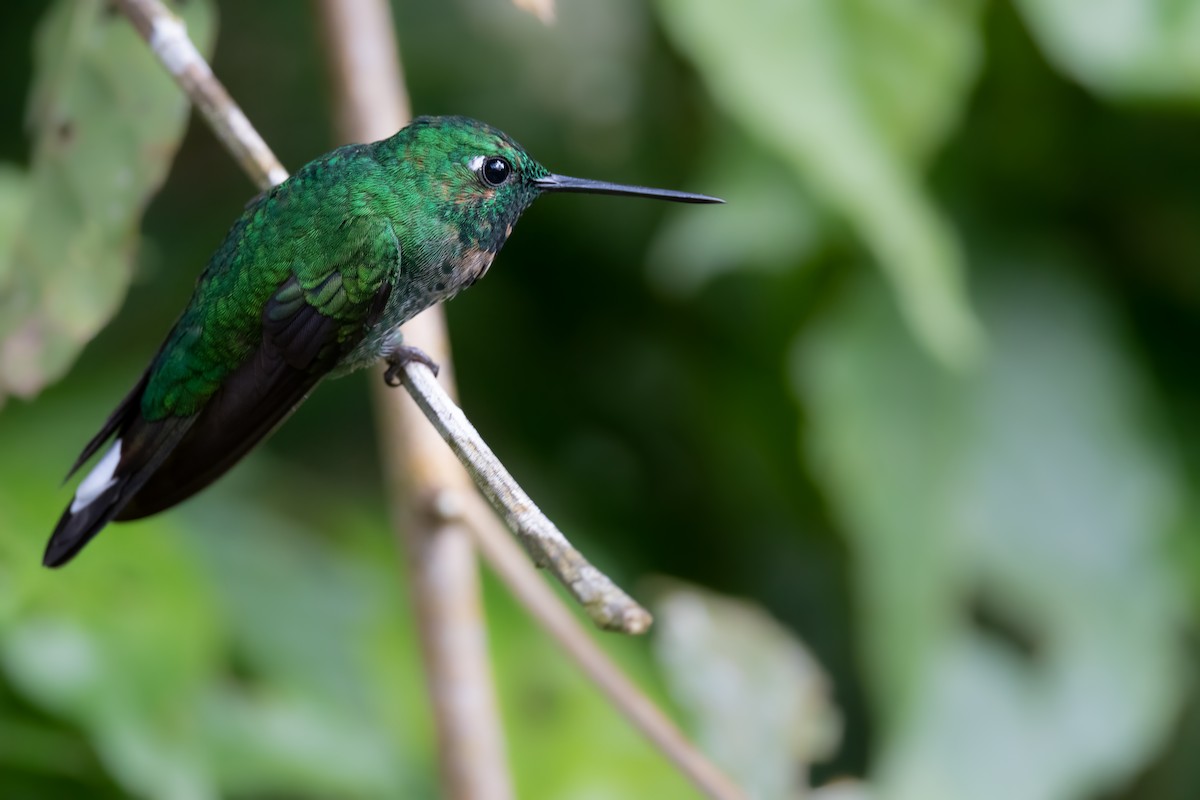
(45, 210, 399, 567)
(113, 273, 391, 521)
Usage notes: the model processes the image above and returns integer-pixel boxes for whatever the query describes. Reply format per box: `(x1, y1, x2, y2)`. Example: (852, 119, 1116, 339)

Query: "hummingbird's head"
(389, 116, 548, 255)
(383, 115, 722, 273)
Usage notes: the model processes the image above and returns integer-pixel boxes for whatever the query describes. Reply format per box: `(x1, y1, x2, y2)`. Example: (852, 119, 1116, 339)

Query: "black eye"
(481, 157, 511, 187)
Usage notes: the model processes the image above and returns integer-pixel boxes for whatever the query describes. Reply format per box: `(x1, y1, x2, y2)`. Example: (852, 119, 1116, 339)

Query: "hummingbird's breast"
(456, 246, 497, 288)
(410, 244, 498, 312)
(333, 241, 497, 376)
(331, 166, 520, 377)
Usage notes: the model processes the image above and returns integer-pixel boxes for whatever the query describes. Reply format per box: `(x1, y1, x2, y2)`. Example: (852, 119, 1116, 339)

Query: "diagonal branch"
(117, 0, 286, 191)
(400, 365, 651, 633)
(461, 492, 748, 800)
(315, 0, 513, 797)
(112, 0, 649, 634)
(112, 2, 747, 797)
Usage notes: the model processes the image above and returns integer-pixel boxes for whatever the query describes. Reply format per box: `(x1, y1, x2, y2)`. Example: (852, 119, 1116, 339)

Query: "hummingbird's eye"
(481, 157, 512, 187)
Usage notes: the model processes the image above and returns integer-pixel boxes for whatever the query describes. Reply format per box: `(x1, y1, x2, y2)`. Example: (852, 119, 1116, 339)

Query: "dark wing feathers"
(113, 283, 347, 520)
(46, 205, 400, 566)
(44, 417, 196, 566)
(64, 361, 154, 480)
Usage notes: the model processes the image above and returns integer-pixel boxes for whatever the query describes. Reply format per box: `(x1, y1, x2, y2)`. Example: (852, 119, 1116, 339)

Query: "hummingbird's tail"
(44, 369, 195, 568)
(44, 416, 196, 567)
(47, 323, 331, 566)
(45, 439, 127, 566)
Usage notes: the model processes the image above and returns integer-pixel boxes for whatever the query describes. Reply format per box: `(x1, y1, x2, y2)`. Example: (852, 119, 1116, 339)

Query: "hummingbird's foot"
(384, 345, 440, 386)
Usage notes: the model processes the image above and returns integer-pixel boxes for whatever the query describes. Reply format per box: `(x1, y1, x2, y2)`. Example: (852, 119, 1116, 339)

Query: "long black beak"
(535, 174, 724, 204)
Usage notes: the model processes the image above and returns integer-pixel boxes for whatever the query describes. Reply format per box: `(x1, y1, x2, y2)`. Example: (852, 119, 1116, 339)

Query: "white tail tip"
(70, 440, 122, 514)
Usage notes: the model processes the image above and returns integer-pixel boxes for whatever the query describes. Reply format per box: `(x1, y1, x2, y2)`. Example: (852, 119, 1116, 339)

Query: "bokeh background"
(2, 0, 1200, 798)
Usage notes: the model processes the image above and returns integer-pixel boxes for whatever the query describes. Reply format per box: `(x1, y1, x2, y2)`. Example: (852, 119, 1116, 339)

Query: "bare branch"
(112, 2, 746, 797)
(115, 0, 286, 190)
(400, 364, 652, 633)
(315, 0, 514, 797)
(371, 353, 514, 800)
(462, 493, 748, 800)
(115, 0, 649, 635)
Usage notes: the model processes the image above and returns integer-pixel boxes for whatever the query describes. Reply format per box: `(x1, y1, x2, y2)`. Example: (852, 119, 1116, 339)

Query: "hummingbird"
(44, 115, 721, 567)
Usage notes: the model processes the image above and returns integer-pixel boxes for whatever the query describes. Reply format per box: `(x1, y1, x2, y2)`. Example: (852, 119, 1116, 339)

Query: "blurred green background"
(2, 0, 1200, 798)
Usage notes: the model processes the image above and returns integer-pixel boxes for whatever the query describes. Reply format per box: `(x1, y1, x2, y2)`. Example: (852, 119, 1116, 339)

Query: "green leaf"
(0, 167, 28, 288)
(813, 782, 874, 800)
(1014, 0, 1200, 101)
(795, 262, 1187, 799)
(488, 573, 700, 800)
(0, 0, 216, 405)
(652, 583, 841, 798)
(176, 498, 420, 798)
(654, 0, 986, 367)
(0, 478, 225, 798)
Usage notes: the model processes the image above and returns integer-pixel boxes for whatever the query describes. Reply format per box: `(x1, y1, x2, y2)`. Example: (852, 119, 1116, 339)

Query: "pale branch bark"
(315, 1, 513, 798)
(401, 365, 651, 633)
(460, 493, 749, 800)
(314, 0, 411, 144)
(314, 0, 511, 796)
(115, 0, 286, 191)
(112, 0, 650, 633)
(370, 359, 514, 800)
(113, 2, 747, 798)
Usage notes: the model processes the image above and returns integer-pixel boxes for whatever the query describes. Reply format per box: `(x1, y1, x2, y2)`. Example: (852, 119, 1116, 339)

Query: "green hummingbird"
(45, 115, 721, 567)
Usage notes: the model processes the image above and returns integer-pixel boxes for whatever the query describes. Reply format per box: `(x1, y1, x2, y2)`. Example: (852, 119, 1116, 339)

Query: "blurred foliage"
(0, 0, 1199, 798)
(655, 0, 985, 368)
(0, 0, 214, 406)
(1013, 0, 1200, 100)
(798, 266, 1185, 800)
(653, 583, 841, 798)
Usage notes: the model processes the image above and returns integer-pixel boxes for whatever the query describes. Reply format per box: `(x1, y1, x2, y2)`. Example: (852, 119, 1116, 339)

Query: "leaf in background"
(486, 576, 699, 799)
(0, 362, 699, 799)
(1013, 0, 1200, 101)
(0, 443, 224, 797)
(0, 0, 215, 406)
(0, 166, 27, 288)
(795, 262, 1187, 800)
(177, 496, 422, 798)
(0, 376, 426, 798)
(652, 583, 841, 799)
(813, 782, 874, 800)
(654, 0, 986, 368)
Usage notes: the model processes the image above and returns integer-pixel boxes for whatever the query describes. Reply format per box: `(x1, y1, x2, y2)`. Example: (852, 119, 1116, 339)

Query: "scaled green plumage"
(46, 115, 721, 567)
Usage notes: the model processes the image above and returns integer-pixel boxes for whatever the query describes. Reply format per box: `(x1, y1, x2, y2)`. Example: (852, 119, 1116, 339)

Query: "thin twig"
(116, 0, 286, 190)
(462, 492, 748, 800)
(112, 0, 648, 633)
(316, 0, 514, 797)
(402, 365, 652, 633)
(113, 2, 747, 797)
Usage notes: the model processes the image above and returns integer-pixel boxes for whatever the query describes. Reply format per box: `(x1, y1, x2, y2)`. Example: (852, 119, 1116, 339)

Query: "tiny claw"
(384, 344, 440, 386)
